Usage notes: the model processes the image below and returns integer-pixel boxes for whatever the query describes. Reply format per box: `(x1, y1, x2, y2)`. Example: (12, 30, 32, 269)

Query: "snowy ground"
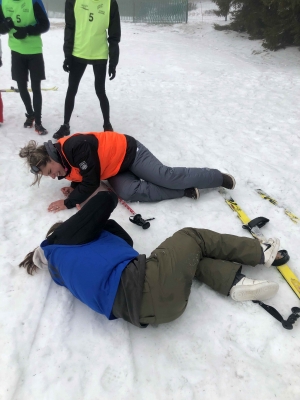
(1, 2, 300, 399)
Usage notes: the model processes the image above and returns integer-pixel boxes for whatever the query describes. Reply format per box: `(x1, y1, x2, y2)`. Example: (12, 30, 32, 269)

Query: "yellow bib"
(73, 0, 110, 60)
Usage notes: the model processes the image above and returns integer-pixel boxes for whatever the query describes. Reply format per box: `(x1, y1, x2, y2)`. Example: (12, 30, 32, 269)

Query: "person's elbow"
(40, 19, 50, 34)
(44, 20, 50, 33)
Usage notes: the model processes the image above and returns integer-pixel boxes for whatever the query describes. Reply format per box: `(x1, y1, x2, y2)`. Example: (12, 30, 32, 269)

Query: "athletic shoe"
(184, 187, 200, 200)
(53, 124, 70, 139)
(103, 122, 113, 131)
(221, 173, 236, 190)
(35, 123, 48, 136)
(261, 238, 280, 267)
(230, 277, 279, 302)
(24, 113, 35, 128)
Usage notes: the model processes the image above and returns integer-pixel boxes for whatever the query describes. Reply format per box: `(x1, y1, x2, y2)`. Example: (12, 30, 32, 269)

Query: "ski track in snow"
(1, 3, 300, 399)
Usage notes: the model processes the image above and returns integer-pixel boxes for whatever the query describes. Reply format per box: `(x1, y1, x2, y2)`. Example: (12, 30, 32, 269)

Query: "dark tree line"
(212, 0, 300, 50)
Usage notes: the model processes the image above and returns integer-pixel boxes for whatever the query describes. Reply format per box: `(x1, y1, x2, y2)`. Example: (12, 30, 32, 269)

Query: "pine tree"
(262, 0, 300, 50)
(213, 0, 300, 50)
(212, 0, 232, 21)
(230, 0, 265, 39)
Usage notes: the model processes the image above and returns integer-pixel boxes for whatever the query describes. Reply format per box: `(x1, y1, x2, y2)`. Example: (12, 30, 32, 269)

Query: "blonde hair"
(19, 140, 51, 185)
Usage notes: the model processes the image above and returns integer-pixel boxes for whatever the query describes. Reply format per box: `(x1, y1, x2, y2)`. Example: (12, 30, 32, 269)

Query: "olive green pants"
(139, 228, 262, 325)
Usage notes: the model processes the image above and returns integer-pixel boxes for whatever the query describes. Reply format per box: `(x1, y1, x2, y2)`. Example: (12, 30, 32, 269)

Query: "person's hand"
(63, 56, 72, 73)
(76, 204, 81, 211)
(61, 186, 74, 197)
(108, 64, 116, 80)
(13, 27, 28, 39)
(4, 17, 14, 31)
(48, 200, 67, 213)
(0, 58, 2, 68)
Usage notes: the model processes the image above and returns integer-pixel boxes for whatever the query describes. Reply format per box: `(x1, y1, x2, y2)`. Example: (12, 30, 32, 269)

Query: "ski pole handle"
(129, 214, 154, 230)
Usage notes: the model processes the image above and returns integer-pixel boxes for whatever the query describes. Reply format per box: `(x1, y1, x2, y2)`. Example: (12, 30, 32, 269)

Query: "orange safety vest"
(58, 131, 127, 182)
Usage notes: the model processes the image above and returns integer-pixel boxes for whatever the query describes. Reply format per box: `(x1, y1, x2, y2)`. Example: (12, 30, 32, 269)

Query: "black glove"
(108, 64, 116, 80)
(63, 56, 72, 73)
(13, 27, 28, 39)
(4, 17, 14, 31)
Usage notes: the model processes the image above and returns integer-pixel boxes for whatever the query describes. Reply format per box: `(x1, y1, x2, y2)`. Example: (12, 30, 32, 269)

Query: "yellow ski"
(219, 188, 300, 299)
(256, 188, 299, 224)
(0, 86, 58, 92)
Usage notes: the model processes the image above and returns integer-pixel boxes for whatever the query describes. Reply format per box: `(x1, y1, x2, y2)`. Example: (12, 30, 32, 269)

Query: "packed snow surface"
(0, 3, 300, 399)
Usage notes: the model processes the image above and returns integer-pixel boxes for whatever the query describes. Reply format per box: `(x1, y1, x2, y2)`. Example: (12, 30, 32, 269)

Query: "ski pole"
(101, 182, 154, 230)
(253, 301, 300, 330)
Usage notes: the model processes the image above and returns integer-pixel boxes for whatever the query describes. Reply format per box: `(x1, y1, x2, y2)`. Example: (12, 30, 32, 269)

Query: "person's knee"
(95, 87, 106, 98)
(67, 83, 79, 96)
(175, 227, 199, 237)
(31, 80, 41, 92)
(113, 187, 132, 201)
(17, 80, 27, 90)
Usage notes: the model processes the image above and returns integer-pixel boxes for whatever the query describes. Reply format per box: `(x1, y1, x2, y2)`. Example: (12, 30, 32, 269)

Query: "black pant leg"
(93, 63, 110, 125)
(31, 79, 42, 124)
(17, 80, 33, 115)
(64, 60, 87, 124)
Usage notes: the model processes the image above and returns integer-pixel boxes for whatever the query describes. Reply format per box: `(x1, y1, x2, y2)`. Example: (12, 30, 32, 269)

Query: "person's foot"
(230, 277, 279, 301)
(184, 187, 200, 200)
(35, 123, 48, 135)
(103, 122, 113, 131)
(221, 173, 236, 190)
(24, 113, 35, 128)
(53, 124, 70, 140)
(261, 238, 280, 267)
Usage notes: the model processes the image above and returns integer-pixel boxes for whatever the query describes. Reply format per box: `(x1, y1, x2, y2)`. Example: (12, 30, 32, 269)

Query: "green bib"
(73, 0, 110, 60)
(2, 0, 42, 54)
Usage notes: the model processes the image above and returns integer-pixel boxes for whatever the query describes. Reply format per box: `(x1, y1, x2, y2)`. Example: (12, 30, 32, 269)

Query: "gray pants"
(108, 141, 223, 202)
(139, 228, 262, 325)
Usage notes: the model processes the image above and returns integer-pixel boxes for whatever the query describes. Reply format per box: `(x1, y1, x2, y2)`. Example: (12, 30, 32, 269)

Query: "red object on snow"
(0, 93, 3, 123)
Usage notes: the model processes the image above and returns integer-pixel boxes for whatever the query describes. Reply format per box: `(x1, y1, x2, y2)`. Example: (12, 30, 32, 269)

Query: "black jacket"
(64, 0, 121, 66)
(0, 0, 49, 35)
(54, 133, 137, 209)
(48, 191, 147, 328)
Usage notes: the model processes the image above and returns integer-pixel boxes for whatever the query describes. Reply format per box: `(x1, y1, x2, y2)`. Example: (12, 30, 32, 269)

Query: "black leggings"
(64, 60, 110, 125)
(17, 79, 42, 125)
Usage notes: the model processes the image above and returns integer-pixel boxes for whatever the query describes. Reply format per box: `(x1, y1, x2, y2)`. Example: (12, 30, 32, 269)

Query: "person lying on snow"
(19, 131, 236, 213)
(20, 191, 281, 328)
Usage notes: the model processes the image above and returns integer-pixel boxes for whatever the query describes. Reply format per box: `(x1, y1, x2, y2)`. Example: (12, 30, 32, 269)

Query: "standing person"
(53, 0, 121, 140)
(19, 191, 281, 328)
(0, 0, 50, 135)
(0, 34, 3, 124)
(19, 131, 236, 212)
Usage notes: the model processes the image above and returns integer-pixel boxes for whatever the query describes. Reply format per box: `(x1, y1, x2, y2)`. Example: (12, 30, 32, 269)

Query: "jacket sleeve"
(47, 191, 118, 245)
(0, 5, 9, 34)
(108, 0, 121, 67)
(63, 140, 101, 209)
(26, 0, 50, 35)
(64, 0, 76, 57)
(104, 219, 133, 247)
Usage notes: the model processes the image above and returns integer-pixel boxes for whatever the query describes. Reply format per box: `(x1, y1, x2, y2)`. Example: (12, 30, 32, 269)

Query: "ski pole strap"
(129, 214, 154, 230)
(252, 300, 300, 330)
